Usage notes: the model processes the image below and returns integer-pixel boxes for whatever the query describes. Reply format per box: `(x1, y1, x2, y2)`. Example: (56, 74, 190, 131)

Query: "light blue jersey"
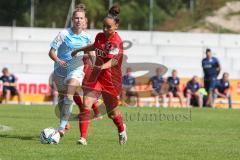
(51, 28, 92, 77)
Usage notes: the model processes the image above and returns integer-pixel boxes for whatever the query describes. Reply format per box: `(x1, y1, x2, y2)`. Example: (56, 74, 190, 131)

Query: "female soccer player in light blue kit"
(48, 5, 91, 136)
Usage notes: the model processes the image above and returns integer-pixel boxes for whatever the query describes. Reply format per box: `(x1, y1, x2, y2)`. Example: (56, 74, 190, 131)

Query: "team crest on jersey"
(194, 84, 198, 89)
(225, 82, 229, 87)
(105, 41, 112, 51)
(104, 41, 119, 55)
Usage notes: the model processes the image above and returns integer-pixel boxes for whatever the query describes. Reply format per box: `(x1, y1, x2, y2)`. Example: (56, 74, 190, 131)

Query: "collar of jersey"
(68, 28, 86, 37)
(105, 32, 117, 41)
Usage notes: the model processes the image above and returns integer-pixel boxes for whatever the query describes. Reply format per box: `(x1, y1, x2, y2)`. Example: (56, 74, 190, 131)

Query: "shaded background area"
(0, 0, 240, 32)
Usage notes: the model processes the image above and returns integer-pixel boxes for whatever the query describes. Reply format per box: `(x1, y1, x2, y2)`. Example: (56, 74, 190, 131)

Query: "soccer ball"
(40, 127, 60, 144)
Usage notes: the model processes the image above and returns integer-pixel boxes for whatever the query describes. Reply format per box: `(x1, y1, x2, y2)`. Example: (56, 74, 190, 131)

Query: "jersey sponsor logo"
(95, 48, 107, 58)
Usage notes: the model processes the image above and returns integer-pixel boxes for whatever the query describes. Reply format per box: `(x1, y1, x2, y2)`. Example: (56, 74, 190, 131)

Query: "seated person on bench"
(213, 72, 232, 109)
(0, 67, 22, 104)
(184, 76, 203, 108)
(121, 67, 140, 107)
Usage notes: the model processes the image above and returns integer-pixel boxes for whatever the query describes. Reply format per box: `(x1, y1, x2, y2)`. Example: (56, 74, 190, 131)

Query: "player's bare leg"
(152, 91, 159, 107)
(160, 94, 167, 108)
(74, 93, 103, 120)
(92, 101, 103, 120)
(177, 92, 184, 107)
(16, 92, 23, 104)
(168, 92, 173, 107)
(226, 93, 232, 109)
(4, 90, 10, 104)
(155, 96, 160, 107)
(207, 90, 213, 107)
(195, 92, 203, 108)
(135, 92, 140, 107)
(186, 92, 192, 107)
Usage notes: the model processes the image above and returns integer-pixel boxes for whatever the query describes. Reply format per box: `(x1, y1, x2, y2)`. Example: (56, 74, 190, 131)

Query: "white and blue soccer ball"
(40, 127, 60, 144)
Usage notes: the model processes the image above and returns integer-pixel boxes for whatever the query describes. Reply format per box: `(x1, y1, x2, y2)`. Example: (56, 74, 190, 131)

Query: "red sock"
(92, 102, 100, 116)
(78, 108, 91, 139)
(112, 114, 124, 133)
(73, 94, 83, 110)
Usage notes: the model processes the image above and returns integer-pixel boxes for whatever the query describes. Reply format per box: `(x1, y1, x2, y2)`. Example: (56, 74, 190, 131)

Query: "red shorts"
(83, 67, 121, 108)
(83, 86, 119, 108)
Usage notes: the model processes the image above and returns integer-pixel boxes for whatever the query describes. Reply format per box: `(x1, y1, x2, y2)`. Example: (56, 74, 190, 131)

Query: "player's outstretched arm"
(72, 44, 95, 57)
(88, 51, 96, 67)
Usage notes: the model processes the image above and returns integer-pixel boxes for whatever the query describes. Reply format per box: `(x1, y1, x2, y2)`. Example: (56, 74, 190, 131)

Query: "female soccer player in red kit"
(72, 4, 127, 145)
(73, 10, 103, 121)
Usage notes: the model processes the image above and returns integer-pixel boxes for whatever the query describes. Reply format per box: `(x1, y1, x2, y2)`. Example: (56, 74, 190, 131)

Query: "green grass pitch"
(0, 105, 240, 160)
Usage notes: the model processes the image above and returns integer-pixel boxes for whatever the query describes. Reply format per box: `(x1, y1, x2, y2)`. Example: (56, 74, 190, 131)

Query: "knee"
(83, 98, 94, 109)
(64, 95, 73, 105)
(107, 113, 114, 119)
(107, 110, 118, 119)
(186, 94, 191, 98)
(177, 92, 183, 97)
(58, 94, 64, 100)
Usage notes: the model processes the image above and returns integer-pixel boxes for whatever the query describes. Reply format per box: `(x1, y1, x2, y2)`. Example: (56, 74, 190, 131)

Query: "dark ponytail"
(107, 4, 120, 24)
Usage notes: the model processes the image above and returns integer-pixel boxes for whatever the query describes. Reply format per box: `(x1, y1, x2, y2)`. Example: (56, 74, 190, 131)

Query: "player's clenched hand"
(56, 59, 67, 67)
(71, 50, 78, 57)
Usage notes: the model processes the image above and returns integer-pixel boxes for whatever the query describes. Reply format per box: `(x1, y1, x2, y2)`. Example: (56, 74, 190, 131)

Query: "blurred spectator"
(49, 72, 58, 105)
(167, 69, 184, 107)
(202, 48, 221, 107)
(147, 68, 165, 107)
(184, 76, 203, 108)
(0, 67, 22, 104)
(159, 78, 169, 108)
(213, 72, 232, 109)
(121, 68, 140, 107)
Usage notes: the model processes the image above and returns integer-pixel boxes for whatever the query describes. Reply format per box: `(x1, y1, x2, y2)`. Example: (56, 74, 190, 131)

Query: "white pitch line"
(0, 125, 13, 132)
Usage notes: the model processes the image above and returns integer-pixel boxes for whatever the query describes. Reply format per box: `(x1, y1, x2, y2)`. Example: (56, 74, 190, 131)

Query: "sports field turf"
(0, 105, 240, 160)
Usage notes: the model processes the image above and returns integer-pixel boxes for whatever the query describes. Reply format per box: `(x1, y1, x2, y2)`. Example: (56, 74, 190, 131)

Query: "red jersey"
(82, 55, 91, 73)
(83, 32, 123, 97)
